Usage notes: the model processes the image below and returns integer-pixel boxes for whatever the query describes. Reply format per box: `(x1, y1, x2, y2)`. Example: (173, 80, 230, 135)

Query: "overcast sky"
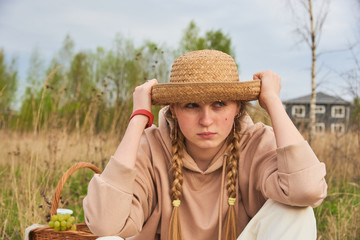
(0, 0, 359, 104)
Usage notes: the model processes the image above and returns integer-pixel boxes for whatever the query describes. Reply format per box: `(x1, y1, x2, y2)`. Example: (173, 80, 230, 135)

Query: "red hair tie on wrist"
(129, 109, 154, 129)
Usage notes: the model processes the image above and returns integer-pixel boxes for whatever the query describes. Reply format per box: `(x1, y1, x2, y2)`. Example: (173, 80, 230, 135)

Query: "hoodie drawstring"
(218, 154, 228, 240)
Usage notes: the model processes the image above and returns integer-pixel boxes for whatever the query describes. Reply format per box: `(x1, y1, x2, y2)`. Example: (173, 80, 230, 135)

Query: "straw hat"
(151, 49, 261, 105)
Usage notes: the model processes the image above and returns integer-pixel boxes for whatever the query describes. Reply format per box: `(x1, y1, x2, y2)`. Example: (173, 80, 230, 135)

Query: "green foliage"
(0, 49, 18, 114)
(4, 21, 235, 133)
(314, 182, 360, 239)
(179, 20, 235, 58)
(67, 52, 93, 100)
(205, 30, 233, 56)
(351, 96, 360, 128)
(61, 170, 95, 223)
(26, 48, 45, 91)
(1, 20, 360, 239)
(57, 34, 75, 70)
(17, 87, 37, 131)
(180, 21, 205, 52)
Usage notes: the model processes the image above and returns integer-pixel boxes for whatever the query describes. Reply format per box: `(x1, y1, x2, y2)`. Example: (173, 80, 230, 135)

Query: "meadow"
(1, 31, 360, 238)
(0, 112, 359, 239)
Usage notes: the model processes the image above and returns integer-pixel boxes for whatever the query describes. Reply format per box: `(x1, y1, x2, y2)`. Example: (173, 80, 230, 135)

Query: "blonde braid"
(223, 102, 247, 240)
(169, 118, 185, 240)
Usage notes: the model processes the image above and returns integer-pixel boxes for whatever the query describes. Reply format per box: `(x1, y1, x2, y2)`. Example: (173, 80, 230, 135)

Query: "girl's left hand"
(253, 71, 282, 113)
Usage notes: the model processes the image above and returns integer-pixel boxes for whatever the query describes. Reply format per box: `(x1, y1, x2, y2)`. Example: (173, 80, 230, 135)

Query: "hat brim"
(151, 80, 261, 105)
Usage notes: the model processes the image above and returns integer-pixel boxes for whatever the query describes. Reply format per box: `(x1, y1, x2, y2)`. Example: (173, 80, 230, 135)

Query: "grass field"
(0, 129, 359, 239)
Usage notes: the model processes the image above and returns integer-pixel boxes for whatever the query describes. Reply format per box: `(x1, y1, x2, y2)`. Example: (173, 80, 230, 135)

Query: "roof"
(283, 92, 350, 105)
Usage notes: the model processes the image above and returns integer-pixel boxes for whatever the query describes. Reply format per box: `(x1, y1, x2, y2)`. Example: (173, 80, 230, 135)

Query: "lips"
(197, 132, 216, 139)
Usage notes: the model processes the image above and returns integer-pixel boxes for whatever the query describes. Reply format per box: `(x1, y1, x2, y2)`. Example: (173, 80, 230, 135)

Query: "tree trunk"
(308, 0, 317, 145)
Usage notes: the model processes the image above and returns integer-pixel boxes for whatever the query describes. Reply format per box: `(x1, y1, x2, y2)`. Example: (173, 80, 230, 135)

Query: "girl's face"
(171, 101, 240, 155)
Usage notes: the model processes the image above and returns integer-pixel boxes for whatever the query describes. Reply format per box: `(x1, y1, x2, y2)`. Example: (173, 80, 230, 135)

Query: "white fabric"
(238, 199, 316, 240)
(96, 237, 124, 240)
(24, 224, 45, 240)
(91, 200, 315, 240)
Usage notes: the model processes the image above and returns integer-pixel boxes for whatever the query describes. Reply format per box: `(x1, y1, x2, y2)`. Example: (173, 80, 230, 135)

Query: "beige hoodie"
(83, 107, 327, 240)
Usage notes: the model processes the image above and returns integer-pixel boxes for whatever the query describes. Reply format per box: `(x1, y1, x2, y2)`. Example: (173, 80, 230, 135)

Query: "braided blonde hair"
(167, 102, 247, 240)
(222, 102, 247, 240)
(168, 113, 185, 240)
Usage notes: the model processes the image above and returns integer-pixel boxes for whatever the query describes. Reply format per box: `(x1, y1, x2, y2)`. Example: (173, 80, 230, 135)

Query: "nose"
(199, 107, 213, 127)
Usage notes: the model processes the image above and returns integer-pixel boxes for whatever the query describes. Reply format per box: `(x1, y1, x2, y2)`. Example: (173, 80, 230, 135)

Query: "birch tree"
(287, 0, 329, 144)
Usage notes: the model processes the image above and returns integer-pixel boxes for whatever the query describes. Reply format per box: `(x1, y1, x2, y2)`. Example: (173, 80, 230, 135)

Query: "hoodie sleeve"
(242, 123, 327, 208)
(83, 134, 156, 237)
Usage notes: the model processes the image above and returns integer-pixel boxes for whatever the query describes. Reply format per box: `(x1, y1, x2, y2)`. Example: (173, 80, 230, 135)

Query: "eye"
(185, 103, 199, 108)
(213, 101, 226, 107)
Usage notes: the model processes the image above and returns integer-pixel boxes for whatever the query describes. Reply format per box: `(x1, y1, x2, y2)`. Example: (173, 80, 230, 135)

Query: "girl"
(83, 50, 327, 240)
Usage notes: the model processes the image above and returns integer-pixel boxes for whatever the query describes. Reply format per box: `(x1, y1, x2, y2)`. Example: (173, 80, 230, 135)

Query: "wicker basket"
(29, 162, 102, 240)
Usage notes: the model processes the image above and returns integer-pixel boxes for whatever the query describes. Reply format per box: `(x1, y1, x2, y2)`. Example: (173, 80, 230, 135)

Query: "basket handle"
(50, 162, 102, 215)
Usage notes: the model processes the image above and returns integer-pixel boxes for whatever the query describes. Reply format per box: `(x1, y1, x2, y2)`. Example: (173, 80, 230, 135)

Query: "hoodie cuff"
(276, 141, 320, 174)
(100, 156, 137, 194)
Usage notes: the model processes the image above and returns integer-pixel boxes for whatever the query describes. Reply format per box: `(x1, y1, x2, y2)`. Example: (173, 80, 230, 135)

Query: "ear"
(235, 102, 241, 117)
(169, 104, 176, 118)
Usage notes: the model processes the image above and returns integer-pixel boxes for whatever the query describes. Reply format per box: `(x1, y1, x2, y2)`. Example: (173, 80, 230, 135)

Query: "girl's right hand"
(132, 79, 158, 112)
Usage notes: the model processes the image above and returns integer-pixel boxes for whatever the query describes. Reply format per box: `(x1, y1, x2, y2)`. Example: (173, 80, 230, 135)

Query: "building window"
(315, 105, 325, 114)
(331, 106, 345, 118)
(314, 123, 325, 134)
(331, 123, 345, 134)
(292, 105, 305, 118)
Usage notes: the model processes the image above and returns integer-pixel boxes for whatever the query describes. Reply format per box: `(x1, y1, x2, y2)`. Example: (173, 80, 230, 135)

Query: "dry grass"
(0, 129, 359, 239)
(311, 133, 360, 183)
(0, 130, 119, 239)
(311, 132, 360, 239)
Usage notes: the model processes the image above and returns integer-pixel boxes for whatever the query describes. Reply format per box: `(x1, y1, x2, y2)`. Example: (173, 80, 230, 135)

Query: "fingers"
(253, 71, 281, 87)
(132, 79, 158, 112)
(133, 79, 158, 95)
(253, 71, 264, 81)
(135, 78, 158, 89)
(253, 71, 276, 80)
(254, 71, 282, 110)
(145, 78, 158, 85)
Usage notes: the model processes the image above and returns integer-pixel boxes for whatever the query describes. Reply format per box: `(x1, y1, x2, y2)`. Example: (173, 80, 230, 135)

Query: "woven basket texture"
(29, 162, 102, 240)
